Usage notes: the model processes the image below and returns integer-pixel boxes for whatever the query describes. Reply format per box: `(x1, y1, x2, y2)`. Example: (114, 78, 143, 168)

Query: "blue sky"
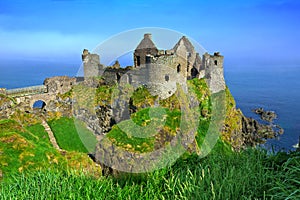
(1, 0, 300, 66)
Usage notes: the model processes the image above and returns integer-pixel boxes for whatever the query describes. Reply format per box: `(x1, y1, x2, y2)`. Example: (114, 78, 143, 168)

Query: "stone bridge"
(14, 93, 57, 108)
(1, 76, 76, 110)
(4, 85, 54, 108)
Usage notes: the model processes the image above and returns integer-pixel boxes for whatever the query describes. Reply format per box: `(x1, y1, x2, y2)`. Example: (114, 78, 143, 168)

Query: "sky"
(1, 0, 300, 67)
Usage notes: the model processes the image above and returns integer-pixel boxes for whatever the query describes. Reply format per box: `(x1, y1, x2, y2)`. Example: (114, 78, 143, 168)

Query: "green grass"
(95, 84, 117, 106)
(106, 107, 181, 153)
(131, 86, 157, 109)
(0, 118, 101, 179)
(1, 78, 300, 199)
(106, 78, 209, 154)
(0, 119, 65, 175)
(268, 151, 300, 200)
(2, 148, 299, 199)
(26, 123, 51, 143)
(48, 117, 96, 153)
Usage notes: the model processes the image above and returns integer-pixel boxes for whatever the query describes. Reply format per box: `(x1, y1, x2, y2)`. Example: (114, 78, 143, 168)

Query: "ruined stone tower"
(133, 34, 203, 81)
(172, 36, 202, 79)
(82, 49, 103, 78)
(134, 33, 158, 68)
(202, 52, 225, 93)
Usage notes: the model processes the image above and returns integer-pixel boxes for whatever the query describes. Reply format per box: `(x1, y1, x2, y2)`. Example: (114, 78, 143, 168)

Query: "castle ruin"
(82, 33, 225, 96)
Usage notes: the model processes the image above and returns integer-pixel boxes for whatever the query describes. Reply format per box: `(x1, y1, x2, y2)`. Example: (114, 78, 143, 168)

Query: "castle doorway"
(177, 64, 181, 73)
(191, 67, 199, 79)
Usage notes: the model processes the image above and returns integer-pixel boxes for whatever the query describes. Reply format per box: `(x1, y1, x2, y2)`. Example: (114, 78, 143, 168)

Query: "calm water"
(0, 59, 79, 89)
(225, 65, 300, 151)
(0, 59, 299, 150)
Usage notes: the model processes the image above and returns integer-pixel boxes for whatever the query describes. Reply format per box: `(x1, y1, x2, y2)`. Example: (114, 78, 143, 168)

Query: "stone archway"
(32, 100, 47, 109)
(29, 93, 57, 110)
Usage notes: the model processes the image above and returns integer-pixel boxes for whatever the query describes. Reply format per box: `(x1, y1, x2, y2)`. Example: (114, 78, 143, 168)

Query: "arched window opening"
(136, 56, 140, 66)
(165, 75, 169, 82)
(177, 64, 181, 73)
(33, 100, 46, 109)
(116, 73, 121, 83)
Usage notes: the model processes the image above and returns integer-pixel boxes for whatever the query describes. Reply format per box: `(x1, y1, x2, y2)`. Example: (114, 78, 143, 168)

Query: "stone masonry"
(83, 33, 226, 95)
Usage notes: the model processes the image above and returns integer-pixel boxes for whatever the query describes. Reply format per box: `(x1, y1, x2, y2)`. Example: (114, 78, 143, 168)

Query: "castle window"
(128, 73, 132, 84)
(136, 56, 140, 66)
(165, 75, 169, 82)
(116, 73, 121, 83)
(177, 64, 181, 73)
(146, 56, 151, 64)
(214, 60, 218, 65)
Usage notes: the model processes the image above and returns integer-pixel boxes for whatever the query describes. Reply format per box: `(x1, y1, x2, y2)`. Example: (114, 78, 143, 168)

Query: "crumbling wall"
(172, 36, 203, 79)
(82, 49, 104, 78)
(102, 67, 131, 85)
(44, 76, 76, 94)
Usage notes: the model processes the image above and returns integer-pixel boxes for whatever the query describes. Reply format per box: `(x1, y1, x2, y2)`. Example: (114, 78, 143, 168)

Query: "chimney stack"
(144, 33, 152, 39)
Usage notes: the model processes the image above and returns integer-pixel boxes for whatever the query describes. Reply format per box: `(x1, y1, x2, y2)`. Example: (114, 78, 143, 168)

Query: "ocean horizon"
(1, 59, 299, 151)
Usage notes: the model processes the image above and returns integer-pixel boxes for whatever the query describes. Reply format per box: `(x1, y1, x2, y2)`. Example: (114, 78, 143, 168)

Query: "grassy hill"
(0, 116, 101, 180)
(0, 78, 299, 199)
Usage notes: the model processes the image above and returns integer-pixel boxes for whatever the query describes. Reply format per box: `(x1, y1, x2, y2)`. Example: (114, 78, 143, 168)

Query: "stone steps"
(41, 120, 61, 150)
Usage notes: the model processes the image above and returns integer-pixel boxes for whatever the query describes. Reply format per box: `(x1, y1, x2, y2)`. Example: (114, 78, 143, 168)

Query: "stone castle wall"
(44, 76, 76, 94)
(203, 52, 225, 93)
(82, 49, 104, 78)
(82, 33, 226, 96)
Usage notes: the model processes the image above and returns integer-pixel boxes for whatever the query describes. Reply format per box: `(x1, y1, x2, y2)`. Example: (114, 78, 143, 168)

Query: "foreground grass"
(1, 148, 299, 200)
(0, 118, 101, 180)
(0, 119, 61, 175)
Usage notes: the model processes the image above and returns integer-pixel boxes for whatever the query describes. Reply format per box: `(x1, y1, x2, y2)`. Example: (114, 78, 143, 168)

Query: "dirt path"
(41, 120, 61, 150)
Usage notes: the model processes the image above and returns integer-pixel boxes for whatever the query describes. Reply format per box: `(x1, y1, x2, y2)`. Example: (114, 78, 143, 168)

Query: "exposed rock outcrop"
(223, 89, 284, 151)
(241, 116, 278, 146)
(0, 95, 14, 119)
(253, 107, 277, 123)
(46, 96, 73, 117)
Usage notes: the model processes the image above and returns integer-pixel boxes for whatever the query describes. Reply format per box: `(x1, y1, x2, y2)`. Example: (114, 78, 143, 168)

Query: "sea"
(0, 58, 299, 151)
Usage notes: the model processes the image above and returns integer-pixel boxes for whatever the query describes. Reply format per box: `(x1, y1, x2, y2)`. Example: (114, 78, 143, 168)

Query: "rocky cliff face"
(222, 88, 283, 151)
(0, 77, 282, 152)
(0, 77, 283, 156)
